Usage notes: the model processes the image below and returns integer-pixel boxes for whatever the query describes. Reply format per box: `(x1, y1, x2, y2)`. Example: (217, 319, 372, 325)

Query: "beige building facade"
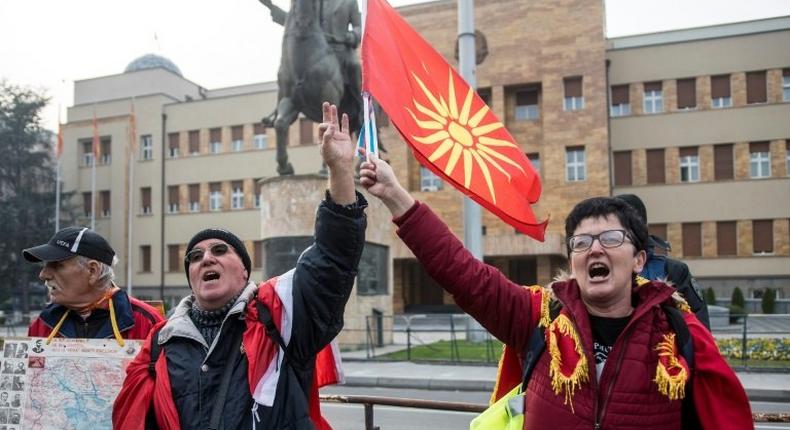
(607, 17, 790, 305)
(58, 4, 790, 334)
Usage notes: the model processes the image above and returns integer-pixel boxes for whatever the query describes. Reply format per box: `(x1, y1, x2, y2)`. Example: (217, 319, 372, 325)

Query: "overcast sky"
(1, 0, 789, 132)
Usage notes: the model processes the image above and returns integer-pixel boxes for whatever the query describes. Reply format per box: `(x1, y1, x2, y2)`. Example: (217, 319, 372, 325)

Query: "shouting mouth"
(202, 271, 221, 282)
(588, 262, 610, 281)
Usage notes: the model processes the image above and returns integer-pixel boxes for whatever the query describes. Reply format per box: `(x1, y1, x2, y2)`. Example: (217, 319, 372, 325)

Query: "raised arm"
(360, 153, 536, 350)
(257, 0, 286, 26)
(288, 102, 367, 361)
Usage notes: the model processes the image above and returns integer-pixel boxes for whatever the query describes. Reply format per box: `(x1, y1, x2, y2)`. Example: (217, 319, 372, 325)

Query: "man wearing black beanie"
(115, 102, 367, 429)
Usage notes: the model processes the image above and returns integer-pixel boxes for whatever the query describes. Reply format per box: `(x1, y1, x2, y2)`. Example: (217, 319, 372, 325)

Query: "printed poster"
(0, 337, 140, 430)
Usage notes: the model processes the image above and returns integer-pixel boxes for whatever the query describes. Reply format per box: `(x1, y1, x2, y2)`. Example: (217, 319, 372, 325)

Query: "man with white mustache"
(23, 227, 163, 342)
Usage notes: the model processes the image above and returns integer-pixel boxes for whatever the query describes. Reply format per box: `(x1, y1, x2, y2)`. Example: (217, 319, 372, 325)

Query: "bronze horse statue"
(259, 0, 363, 175)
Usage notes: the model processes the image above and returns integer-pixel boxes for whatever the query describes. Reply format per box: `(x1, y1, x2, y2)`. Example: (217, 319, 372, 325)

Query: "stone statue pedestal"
(257, 174, 396, 350)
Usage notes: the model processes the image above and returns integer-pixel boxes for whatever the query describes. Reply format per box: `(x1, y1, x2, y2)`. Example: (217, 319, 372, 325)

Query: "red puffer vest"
(523, 279, 684, 430)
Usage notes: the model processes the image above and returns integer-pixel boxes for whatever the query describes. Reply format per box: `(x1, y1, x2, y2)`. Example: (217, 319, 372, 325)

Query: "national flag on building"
(361, 0, 547, 240)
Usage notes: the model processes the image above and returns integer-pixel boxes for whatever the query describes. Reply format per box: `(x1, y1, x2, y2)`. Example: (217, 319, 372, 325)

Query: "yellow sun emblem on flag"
(407, 69, 524, 204)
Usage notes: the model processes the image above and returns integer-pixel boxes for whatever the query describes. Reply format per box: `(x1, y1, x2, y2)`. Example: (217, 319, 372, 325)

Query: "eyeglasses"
(568, 230, 631, 253)
(184, 243, 231, 264)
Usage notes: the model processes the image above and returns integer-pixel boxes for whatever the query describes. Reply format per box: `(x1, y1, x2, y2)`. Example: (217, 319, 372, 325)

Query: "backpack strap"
(256, 301, 287, 351)
(148, 327, 162, 378)
(661, 304, 693, 371)
(520, 301, 562, 389)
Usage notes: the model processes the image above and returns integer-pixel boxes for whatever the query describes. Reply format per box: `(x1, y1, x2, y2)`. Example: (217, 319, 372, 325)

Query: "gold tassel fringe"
(548, 314, 589, 413)
(653, 333, 688, 400)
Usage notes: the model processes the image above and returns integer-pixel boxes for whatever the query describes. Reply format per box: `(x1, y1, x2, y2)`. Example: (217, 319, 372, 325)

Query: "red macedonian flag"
(361, 0, 547, 240)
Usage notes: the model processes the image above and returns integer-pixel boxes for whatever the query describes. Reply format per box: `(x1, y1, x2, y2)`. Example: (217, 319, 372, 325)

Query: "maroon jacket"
(395, 201, 753, 430)
(28, 290, 163, 340)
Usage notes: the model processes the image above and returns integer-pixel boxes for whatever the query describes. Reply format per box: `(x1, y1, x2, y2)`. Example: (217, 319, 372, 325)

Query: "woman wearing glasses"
(359, 153, 752, 430)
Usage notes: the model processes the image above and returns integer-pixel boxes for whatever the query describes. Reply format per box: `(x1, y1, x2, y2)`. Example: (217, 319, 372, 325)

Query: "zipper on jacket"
(594, 327, 633, 429)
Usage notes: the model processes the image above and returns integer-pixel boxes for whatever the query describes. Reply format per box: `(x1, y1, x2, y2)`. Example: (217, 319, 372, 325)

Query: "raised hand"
(318, 102, 356, 205)
(359, 149, 415, 217)
(318, 102, 354, 174)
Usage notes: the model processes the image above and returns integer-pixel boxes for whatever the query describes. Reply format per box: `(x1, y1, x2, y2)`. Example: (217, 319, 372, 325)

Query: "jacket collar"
(158, 281, 258, 349)
(38, 289, 135, 338)
(550, 276, 676, 324)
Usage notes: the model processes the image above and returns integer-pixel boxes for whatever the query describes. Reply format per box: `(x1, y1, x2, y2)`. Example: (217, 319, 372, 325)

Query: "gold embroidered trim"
(548, 314, 589, 413)
(653, 333, 688, 401)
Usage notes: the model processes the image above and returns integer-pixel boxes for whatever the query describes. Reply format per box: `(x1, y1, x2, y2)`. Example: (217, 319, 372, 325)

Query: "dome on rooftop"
(124, 54, 183, 77)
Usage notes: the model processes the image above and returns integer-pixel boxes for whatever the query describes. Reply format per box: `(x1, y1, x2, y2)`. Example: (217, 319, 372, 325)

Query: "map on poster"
(0, 337, 140, 430)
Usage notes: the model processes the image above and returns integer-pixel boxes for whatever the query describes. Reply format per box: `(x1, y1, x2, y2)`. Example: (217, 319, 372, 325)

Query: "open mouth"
(202, 271, 220, 282)
(588, 262, 610, 280)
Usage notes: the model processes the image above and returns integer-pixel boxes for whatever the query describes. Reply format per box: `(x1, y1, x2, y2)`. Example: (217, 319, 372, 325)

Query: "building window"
(753, 219, 773, 254)
(711, 75, 731, 108)
(82, 192, 92, 218)
(253, 240, 263, 269)
(610, 84, 630, 117)
(646, 148, 665, 184)
(714, 143, 734, 180)
(643, 82, 663, 114)
(613, 150, 632, 186)
(209, 182, 222, 211)
(527, 153, 540, 177)
(746, 71, 767, 104)
(231, 181, 244, 209)
(168, 186, 179, 213)
(649, 224, 668, 244)
(749, 142, 771, 178)
(676, 78, 696, 110)
(189, 130, 200, 155)
(168, 245, 180, 272)
(141, 187, 152, 214)
(141, 135, 153, 160)
(231, 126, 243, 152)
(209, 128, 222, 154)
(100, 190, 111, 217)
(565, 146, 586, 182)
(515, 87, 540, 120)
(682, 222, 701, 257)
(786, 141, 790, 175)
(679, 147, 700, 183)
(478, 88, 492, 106)
(783, 69, 790, 102)
(357, 242, 389, 296)
(299, 118, 313, 145)
(82, 141, 94, 166)
(716, 221, 737, 256)
(168, 133, 180, 158)
(100, 139, 112, 164)
(140, 245, 151, 273)
(419, 166, 443, 191)
(254, 124, 267, 149)
(188, 184, 200, 212)
(563, 77, 583, 111)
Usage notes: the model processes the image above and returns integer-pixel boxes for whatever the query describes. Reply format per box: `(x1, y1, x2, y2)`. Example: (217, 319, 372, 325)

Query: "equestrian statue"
(258, 0, 364, 175)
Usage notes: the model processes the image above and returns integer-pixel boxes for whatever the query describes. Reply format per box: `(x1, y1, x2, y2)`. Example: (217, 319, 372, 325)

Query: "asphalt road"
(321, 386, 790, 430)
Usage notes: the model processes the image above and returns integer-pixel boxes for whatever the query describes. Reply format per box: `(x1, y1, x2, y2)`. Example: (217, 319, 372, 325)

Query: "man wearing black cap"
(114, 102, 367, 430)
(23, 227, 163, 342)
(616, 194, 710, 329)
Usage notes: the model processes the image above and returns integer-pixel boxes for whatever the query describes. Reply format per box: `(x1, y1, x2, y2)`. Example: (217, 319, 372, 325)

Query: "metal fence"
(342, 313, 790, 368)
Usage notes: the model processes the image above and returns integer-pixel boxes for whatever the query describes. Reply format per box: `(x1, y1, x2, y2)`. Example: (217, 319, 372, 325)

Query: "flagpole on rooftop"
(458, 0, 482, 261)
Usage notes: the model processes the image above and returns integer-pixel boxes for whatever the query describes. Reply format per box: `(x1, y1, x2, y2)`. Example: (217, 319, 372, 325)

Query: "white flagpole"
(127, 101, 135, 296)
(91, 107, 97, 230)
(55, 106, 62, 233)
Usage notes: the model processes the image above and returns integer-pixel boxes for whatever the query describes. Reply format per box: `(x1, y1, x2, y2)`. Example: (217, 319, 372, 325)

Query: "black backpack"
(520, 302, 700, 428)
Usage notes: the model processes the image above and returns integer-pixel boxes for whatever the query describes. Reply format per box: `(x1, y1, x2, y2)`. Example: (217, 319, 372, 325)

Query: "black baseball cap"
(22, 227, 115, 266)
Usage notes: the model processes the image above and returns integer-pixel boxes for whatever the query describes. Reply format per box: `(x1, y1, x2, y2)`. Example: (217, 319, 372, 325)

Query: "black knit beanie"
(184, 228, 251, 285)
